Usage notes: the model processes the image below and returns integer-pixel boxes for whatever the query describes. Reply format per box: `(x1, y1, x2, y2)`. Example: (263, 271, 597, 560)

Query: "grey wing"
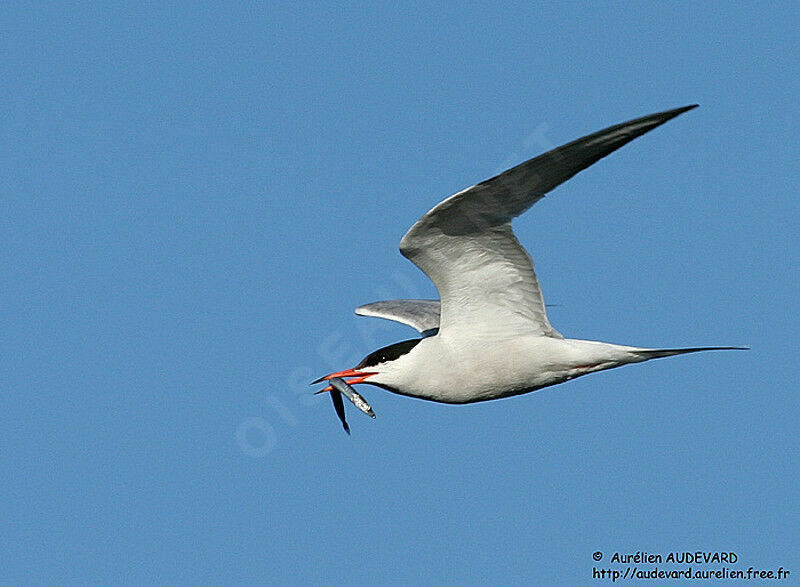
(355, 299, 441, 336)
(399, 105, 698, 337)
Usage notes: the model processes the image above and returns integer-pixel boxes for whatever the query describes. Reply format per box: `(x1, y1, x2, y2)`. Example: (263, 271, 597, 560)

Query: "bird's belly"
(406, 337, 576, 404)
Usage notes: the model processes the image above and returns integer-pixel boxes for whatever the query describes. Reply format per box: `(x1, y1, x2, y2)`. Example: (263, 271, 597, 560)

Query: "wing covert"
(398, 105, 698, 337)
(355, 299, 441, 336)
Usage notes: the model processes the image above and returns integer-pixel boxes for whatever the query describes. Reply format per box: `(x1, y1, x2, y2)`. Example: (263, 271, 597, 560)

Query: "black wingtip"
(640, 104, 699, 129)
(662, 104, 699, 118)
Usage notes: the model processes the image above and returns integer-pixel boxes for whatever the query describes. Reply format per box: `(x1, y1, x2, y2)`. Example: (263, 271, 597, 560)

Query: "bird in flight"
(314, 105, 745, 433)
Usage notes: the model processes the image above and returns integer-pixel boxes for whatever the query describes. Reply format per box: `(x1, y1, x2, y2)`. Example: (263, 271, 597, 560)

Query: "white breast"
(373, 335, 642, 404)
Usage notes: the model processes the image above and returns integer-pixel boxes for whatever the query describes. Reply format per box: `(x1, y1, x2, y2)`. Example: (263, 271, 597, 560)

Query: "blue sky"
(2, 3, 798, 584)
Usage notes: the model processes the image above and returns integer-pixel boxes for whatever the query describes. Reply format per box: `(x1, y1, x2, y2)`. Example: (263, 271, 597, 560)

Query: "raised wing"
(399, 105, 698, 337)
(355, 299, 441, 336)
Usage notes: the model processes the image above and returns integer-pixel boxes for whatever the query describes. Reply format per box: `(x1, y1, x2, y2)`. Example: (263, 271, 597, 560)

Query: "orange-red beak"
(312, 368, 377, 392)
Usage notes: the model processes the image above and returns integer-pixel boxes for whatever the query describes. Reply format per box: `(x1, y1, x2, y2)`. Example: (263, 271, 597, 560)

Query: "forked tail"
(632, 346, 748, 360)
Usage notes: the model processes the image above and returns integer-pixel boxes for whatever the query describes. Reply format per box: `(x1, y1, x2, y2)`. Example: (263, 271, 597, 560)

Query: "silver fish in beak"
(317, 377, 375, 434)
(330, 377, 376, 419)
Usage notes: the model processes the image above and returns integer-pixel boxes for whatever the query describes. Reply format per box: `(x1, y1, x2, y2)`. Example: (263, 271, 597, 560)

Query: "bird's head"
(312, 338, 422, 391)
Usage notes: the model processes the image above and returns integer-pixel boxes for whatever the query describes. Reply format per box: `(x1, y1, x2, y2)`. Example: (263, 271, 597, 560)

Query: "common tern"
(314, 105, 745, 432)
